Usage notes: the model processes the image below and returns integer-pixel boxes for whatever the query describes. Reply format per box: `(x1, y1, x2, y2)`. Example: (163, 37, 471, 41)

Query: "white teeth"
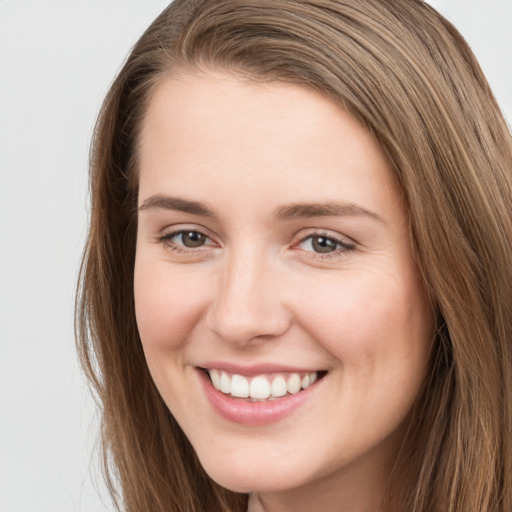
(210, 369, 221, 390)
(287, 373, 302, 394)
(207, 369, 321, 399)
(220, 371, 231, 394)
(270, 376, 288, 397)
(231, 374, 249, 398)
(250, 376, 271, 399)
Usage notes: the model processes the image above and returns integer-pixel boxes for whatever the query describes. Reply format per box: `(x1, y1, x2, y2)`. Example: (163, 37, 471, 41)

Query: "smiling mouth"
(202, 368, 327, 401)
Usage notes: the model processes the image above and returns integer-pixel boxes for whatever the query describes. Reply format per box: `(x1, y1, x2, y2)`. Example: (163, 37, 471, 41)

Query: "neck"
(246, 459, 388, 512)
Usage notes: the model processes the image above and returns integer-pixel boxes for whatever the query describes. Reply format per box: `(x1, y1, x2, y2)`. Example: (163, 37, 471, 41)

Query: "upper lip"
(197, 361, 324, 376)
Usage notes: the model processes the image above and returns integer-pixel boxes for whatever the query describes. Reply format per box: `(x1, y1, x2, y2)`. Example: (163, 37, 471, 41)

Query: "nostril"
(206, 276, 292, 345)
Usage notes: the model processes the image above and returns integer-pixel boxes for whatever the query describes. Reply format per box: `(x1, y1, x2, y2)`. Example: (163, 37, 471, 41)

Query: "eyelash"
(295, 232, 356, 260)
(158, 230, 216, 255)
(157, 229, 356, 260)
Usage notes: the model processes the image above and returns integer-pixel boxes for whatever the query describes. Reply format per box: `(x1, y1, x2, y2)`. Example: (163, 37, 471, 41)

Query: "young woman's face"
(134, 71, 434, 508)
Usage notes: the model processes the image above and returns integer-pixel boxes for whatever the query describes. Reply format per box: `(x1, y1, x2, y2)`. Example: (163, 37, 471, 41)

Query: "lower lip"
(198, 370, 321, 425)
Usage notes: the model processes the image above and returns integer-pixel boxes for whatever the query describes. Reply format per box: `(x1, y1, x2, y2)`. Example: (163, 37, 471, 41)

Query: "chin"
(198, 451, 308, 494)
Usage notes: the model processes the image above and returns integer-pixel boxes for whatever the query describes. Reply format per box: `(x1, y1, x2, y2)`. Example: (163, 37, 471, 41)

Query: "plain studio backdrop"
(0, 1, 510, 511)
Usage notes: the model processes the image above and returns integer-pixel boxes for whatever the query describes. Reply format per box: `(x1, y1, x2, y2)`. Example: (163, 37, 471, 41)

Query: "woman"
(76, 0, 512, 511)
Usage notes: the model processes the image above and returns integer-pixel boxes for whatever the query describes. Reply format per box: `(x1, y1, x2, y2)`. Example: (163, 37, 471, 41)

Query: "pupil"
(183, 231, 205, 247)
(312, 236, 336, 253)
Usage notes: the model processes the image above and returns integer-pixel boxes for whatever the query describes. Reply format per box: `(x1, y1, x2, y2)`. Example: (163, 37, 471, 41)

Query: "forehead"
(137, 71, 403, 220)
(139, 71, 358, 155)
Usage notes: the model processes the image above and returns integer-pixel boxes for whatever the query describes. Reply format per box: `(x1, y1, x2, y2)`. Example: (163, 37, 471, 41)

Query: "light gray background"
(0, 1, 510, 511)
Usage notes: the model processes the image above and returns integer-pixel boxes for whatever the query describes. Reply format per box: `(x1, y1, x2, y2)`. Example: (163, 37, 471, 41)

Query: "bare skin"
(134, 70, 434, 512)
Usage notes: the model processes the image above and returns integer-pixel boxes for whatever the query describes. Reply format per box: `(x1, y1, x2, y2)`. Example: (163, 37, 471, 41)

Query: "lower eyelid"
(156, 229, 354, 256)
(292, 233, 356, 260)
(158, 229, 219, 252)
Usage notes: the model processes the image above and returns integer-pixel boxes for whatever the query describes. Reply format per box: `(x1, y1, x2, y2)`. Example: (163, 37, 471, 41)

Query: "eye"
(172, 230, 208, 248)
(159, 229, 215, 251)
(298, 234, 354, 255)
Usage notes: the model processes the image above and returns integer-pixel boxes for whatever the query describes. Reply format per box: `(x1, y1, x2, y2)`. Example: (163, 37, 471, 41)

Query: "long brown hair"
(76, 1, 512, 510)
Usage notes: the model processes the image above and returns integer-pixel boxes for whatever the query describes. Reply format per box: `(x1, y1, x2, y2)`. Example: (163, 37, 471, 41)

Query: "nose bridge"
(207, 244, 289, 345)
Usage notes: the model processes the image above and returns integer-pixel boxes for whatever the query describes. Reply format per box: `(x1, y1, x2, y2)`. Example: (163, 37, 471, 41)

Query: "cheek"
(134, 261, 207, 353)
(133, 261, 210, 415)
(295, 270, 433, 371)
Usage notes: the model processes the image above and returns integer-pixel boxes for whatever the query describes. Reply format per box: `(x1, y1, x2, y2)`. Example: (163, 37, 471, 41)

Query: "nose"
(206, 248, 292, 346)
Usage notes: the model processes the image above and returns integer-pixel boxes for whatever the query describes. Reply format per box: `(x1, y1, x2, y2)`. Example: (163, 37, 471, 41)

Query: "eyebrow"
(274, 202, 384, 223)
(138, 195, 215, 217)
(138, 194, 384, 223)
